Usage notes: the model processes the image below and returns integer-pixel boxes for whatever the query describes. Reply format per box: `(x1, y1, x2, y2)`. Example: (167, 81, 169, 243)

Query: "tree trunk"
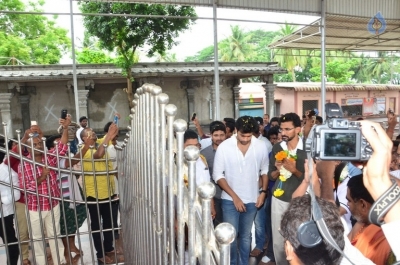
(126, 70, 134, 108)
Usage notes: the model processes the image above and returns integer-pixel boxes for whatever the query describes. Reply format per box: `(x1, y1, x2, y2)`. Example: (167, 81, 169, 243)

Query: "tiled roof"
(290, 84, 400, 91)
(0, 63, 287, 81)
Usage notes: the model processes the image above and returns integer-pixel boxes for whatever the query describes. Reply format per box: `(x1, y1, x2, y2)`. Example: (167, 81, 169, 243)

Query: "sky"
(42, 0, 319, 63)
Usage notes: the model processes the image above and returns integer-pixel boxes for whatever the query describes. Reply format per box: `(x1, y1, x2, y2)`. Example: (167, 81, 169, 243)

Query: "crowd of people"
(0, 114, 122, 265)
(189, 111, 400, 265)
(1, 107, 400, 265)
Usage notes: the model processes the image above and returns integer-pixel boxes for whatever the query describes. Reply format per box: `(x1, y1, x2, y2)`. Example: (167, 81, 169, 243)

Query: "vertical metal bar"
(215, 223, 236, 265)
(148, 85, 157, 265)
(152, 86, 163, 265)
(69, 0, 80, 120)
(144, 85, 153, 265)
(213, 0, 220, 120)
(158, 93, 169, 265)
(321, 0, 326, 119)
(198, 182, 216, 265)
(184, 146, 199, 265)
(140, 86, 147, 265)
(174, 119, 188, 265)
(166, 104, 177, 264)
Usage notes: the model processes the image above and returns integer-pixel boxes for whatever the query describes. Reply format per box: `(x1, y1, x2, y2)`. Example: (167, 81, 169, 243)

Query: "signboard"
(362, 97, 386, 115)
(341, 98, 363, 106)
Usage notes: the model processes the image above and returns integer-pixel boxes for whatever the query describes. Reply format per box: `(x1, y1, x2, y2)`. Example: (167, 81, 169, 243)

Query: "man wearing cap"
(76, 116, 88, 145)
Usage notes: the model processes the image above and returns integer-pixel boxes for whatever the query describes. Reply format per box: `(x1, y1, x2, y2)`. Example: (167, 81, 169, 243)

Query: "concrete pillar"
(77, 90, 89, 119)
(19, 94, 31, 133)
(262, 75, 276, 118)
(186, 87, 196, 129)
(0, 93, 14, 138)
(208, 85, 215, 120)
(232, 86, 241, 120)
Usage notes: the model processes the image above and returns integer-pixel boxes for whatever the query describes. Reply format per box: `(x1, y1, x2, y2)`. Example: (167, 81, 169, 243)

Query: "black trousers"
(0, 214, 19, 265)
(87, 197, 114, 259)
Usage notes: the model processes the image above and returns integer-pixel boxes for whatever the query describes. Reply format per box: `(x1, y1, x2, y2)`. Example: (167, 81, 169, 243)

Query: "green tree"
(367, 52, 393, 84)
(80, 2, 196, 106)
(154, 52, 178, 62)
(0, 0, 70, 65)
(310, 59, 354, 84)
(246, 29, 279, 62)
(219, 25, 254, 62)
(272, 23, 308, 81)
(184, 45, 214, 62)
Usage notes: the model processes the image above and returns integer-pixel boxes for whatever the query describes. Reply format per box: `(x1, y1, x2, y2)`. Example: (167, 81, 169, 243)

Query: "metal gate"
(0, 83, 235, 265)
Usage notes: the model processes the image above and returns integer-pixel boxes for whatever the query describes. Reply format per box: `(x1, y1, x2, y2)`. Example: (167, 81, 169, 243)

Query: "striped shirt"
(18, 142, 68, 211)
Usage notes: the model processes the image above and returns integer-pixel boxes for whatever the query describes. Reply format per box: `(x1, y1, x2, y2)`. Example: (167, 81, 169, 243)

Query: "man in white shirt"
(76, 116, 88, 145)
(213, 116, 269, 265)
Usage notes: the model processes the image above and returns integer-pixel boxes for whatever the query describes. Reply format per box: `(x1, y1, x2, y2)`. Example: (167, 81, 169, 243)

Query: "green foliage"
(0, 0, 70, 65)
(184, 45, 214, 62)
(310, 59, 355, 84)
(219, 25, 254, 62)
(80, 2, 196, 73)
(76, 48, 116, 64)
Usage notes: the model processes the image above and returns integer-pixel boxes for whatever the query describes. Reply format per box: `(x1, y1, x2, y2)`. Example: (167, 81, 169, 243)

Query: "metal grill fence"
(0, 83, 235, 265)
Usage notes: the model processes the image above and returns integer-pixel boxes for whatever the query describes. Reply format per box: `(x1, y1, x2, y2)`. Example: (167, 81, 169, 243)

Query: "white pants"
(271, 196, 290, 265)
(29, 204, 66, 265)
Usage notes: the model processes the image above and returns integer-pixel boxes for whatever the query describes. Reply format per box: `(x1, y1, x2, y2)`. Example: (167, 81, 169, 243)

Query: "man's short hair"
(235, 116, 257, 134)
(254, 116, 263, 126)
(316, 116, 323, 124)
(209, 121, 226, 134)
(270, 117, 279, 125)
(280, 113, 302, 128)
(104, 121, 113, 133)
(267, 126, 280, 140)
(46, 135, 62, 150)
(79, 116, 88, 123)
(184, 129, 198, 143)
(281, 195, 344, 265)
(223, 118, 235, 132)
(347, 174, 374, 204)
(264, 114, 270, 118)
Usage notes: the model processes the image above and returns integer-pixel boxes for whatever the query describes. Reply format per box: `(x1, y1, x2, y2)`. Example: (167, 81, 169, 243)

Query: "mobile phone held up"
(113, 115, 119, 126)
(191, 112, 196, 121)
(61, 109, 68, 119)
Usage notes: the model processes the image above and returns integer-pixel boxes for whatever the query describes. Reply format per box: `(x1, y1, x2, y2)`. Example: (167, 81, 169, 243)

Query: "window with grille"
(341, 105, 362, 117)
(302, 100, 318, 115)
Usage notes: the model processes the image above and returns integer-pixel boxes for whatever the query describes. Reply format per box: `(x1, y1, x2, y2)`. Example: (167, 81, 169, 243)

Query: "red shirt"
(18, 142, 68, 211)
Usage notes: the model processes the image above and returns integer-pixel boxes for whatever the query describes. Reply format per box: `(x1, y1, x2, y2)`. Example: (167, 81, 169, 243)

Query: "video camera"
(306, 103, 373, 161)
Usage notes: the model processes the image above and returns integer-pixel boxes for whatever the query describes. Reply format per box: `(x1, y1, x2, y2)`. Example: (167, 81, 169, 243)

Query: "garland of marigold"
(273, 150, 297, 197)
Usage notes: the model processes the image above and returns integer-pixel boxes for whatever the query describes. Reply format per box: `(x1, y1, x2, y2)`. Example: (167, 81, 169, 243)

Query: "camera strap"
(307, 155, 355, 265)
(368, 179, 400, 226)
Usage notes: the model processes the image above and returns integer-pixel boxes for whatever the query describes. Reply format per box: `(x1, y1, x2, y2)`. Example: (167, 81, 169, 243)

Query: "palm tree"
(218, 25, 254, 62)
(272, 23, 308, 82)
(367, 52, 392, 84)
(350, 53, 371, 83)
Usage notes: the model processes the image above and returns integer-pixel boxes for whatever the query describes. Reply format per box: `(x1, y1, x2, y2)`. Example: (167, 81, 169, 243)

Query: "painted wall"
(1, 78, 237, 135)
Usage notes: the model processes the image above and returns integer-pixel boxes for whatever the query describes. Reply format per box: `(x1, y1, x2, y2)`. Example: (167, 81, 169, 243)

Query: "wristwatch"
(260, 190, 268, 194)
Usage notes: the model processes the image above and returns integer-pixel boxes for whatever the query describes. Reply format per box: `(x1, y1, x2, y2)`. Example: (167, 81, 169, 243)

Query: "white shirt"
(382, 220, 400, 260)
(258, 135, 273, 153)
(335, 176, 352, 232)
(200, 138, 212, 151)
(76, 127, 84, 144)
(213, 135, 269, 203)
(183, 157, 211, 186)
(0, 163, 21, 217)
